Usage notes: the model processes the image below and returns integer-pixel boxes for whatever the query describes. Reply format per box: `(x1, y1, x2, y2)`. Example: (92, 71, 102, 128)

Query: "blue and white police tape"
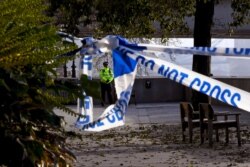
(117, 45, 250, 112)
(77, 88, 134, 131)
(75, 53, 94, 127)
(76, 96, 94, 128)
(74, 35, 250, 132)
(82, 54, 93, 80)
(94, 35, 250, 57)
(136, 44, 250, 57)
(75, 45, 137, 131)
(76, 60, 137, 131)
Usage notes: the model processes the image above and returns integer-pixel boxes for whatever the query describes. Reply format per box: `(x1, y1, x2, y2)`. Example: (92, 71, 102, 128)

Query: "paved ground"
(54, 103, 250, 167)
(126, 103, 250, 126)
(55, 102, 250, 130)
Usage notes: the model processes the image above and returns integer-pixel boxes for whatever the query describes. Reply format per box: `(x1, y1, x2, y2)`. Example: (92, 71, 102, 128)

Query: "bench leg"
(208, 123, 213, 147)
(200, 125, 205, 144)
(182, 125, 186, 142)
(189, 123, 193, 143)
(236, 116, 241, 146)
(216, 129, 219, 142)
(225, 127, 229, 144)
(237, 127, 241, 146)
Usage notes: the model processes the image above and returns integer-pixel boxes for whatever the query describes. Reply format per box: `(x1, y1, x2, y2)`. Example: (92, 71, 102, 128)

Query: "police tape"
(76, 54, 94, 128)
(101, 35, 250, 57)
(118, 45, 250, 112)
(137, 44, 250, 57)
(75, 35, 250, 132)
(75, 52, 137, 131)
(77, 104, 125, 132)
(76, 87, 134, 131)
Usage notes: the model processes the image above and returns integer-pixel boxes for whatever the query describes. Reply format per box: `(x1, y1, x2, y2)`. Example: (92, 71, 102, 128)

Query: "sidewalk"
(55, 102, 250, 130)
(58, 103, 250, 167)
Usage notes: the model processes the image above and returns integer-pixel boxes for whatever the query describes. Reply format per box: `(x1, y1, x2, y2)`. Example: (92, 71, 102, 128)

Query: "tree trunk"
(192, 0, 214, 110)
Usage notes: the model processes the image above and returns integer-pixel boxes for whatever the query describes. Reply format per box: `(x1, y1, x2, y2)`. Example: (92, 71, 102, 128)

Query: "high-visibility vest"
(99, 67, 114, 84)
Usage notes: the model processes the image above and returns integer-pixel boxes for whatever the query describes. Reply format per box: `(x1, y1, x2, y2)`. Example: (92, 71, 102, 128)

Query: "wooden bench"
(199, 103, 241, 147)
(180, 102, 200, 143)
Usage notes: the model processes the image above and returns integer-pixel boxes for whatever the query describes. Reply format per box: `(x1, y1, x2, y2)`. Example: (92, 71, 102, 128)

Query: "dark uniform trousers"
(100, 81, 113, 105)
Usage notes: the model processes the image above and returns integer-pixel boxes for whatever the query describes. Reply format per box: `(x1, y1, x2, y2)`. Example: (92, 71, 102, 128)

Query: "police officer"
(99, 61, 114, 106)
